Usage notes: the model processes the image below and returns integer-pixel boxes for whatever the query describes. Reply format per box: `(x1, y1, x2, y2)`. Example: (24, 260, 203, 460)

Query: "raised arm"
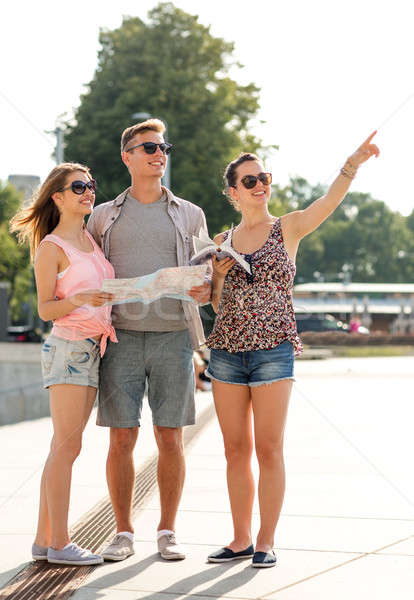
(282, 132, 380, 254)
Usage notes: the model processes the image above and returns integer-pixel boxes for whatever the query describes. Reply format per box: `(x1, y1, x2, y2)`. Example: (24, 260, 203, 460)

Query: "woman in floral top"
(206, 133, 379, 568)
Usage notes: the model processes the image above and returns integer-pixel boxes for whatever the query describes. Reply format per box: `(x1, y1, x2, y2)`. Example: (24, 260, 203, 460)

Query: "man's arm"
(187, 206, 212, 303)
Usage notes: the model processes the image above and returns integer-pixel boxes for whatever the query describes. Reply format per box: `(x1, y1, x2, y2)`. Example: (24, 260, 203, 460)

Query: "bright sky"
(1, 0, 413, 215)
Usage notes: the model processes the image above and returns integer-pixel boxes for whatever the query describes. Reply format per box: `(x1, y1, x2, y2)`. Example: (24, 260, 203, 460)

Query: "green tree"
(269, 176, 414, 283)
(63, 2, 261, 234)
(0, 182, 34, 322)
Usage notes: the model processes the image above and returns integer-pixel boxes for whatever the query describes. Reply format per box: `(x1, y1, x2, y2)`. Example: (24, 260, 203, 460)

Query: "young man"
(87, 119, 211, 561)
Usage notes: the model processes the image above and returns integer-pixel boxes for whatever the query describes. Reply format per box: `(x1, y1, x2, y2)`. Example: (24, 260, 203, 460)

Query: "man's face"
(122, 130, 167, 180)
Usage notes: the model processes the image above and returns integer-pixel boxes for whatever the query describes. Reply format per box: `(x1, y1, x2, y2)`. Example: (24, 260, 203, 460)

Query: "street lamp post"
(55, 127, 64, 164)
(131, 112, 170, 189)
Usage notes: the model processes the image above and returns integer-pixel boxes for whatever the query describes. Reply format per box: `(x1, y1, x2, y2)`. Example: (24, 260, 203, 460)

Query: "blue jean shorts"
(97, 328, 195, 428)
(206, 341, 295, 387)
(42, 334, 101, 389)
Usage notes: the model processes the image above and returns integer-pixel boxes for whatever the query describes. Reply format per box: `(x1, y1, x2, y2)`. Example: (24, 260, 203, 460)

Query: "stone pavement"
(0, 356, 413, 599)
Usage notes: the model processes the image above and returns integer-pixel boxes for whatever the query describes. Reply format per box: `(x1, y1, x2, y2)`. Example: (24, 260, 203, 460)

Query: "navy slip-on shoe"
(208, 544, 255, 563)
(252, 550, 277, 568)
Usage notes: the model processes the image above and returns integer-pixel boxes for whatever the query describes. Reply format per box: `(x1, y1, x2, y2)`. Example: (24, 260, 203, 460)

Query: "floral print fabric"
(207, 219, 303, 355)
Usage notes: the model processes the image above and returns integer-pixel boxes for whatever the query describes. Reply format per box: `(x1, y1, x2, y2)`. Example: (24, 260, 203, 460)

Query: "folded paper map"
(189, 228, 251, 274)
(100, 264, 208, 305)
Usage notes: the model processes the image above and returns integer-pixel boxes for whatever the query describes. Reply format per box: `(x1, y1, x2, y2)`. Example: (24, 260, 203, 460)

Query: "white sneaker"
(101, 534, 135, 561)
(157, 533, 186, 560)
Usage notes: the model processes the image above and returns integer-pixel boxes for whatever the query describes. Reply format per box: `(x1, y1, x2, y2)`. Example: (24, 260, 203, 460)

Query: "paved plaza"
(0, 355, 413, 599)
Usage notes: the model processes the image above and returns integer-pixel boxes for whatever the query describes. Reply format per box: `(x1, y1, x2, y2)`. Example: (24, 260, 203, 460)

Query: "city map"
(100, 264, 208, 305)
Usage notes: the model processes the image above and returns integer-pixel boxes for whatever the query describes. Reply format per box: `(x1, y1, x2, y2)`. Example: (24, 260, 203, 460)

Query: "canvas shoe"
(100, 534, 135, 561)
(47, 543, 103, 566)
(32, 543, 48, 561)
(252, 550, 277, 568)
(208, 544, 254, 563)
(157, 533, 186, 560)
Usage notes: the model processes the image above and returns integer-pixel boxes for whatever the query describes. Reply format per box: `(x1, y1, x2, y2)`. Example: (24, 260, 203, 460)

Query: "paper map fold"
(100, 264, 208, 305)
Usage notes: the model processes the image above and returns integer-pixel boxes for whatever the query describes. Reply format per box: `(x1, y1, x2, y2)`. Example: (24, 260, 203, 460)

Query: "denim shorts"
(206, 341, 295, 387)
(97, 328, 195, 428)
(42, 334, 101, 389)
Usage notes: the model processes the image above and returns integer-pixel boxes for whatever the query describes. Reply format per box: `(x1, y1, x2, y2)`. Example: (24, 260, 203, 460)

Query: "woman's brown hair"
(9, 162, 91, 260)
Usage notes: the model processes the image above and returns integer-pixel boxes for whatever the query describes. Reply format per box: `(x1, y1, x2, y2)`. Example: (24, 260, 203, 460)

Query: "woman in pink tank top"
(10, 163, 115, 566)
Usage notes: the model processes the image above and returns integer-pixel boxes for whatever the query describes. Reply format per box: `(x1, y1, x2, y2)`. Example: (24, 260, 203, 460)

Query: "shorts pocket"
(64, 350, 90, 377)
(70, 350, 91, 364)
(42, 343, 56, 375)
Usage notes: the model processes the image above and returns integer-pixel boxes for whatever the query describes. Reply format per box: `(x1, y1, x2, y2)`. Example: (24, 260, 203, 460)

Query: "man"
(87, 119, 211, 561)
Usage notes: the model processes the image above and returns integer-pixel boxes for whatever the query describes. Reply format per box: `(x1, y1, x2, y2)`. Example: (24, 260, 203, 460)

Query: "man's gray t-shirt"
(108, 193, 187, 331)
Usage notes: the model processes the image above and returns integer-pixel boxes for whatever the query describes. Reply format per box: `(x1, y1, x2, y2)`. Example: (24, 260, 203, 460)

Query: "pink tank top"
(39, 231, 117, 355)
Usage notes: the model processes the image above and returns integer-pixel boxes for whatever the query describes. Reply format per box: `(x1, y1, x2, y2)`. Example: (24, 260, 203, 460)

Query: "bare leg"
(212, 380, 254, 552)
(106, 427, 139, 533)
(154, 426, 185, 532)
(251, 379, 292, 553)
(34, 384, 96, 549)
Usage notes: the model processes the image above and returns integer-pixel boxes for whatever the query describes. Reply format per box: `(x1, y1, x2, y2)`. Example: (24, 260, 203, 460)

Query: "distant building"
(7, 174, 40, 200)
(293, 282, 414, 333)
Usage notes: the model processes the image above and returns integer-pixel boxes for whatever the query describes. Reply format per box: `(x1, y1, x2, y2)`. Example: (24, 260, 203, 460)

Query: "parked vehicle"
(295, 313, 369, 334)
(7, 326, 42, 342)
(296, 313, 347, 334)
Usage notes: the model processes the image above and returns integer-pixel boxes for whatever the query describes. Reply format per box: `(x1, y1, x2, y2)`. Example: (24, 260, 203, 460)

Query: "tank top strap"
(83, 229, 100, 251)
(271, 217, 281, 236)
(40, 232, 95, 256)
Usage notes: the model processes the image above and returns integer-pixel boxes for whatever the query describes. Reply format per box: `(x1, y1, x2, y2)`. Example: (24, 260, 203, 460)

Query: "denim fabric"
(206, 341, 295, 387)
(42, 334, 100, 388)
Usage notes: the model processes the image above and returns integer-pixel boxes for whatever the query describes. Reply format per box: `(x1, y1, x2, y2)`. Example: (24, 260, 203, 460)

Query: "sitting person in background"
(193, 349, 211, 391)
(349, 314, 361, 333)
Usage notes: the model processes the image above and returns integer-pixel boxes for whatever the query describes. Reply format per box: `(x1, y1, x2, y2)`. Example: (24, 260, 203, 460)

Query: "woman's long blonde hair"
(9, 162, 91, 260)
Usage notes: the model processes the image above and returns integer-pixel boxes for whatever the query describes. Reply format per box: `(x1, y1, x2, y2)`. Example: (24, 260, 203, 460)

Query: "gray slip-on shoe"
(47, 543, 103, 566)
(32, 543, 48, 561)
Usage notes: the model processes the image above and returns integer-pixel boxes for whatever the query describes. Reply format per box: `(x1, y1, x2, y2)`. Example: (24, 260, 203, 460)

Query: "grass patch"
(331, 346, 414, 358)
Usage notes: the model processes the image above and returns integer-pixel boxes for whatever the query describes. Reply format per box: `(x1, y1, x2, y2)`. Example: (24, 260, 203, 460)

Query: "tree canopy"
(269, 177, 414, 284)
(63, 2, 261, 233)
(0, 182, 34, 322)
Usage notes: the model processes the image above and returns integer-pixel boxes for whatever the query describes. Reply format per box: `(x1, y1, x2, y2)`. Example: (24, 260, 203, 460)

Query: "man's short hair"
(121, 118, 166, 153)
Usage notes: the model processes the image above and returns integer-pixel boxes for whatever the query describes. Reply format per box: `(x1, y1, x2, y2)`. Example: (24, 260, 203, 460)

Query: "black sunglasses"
(58, 179, 97, 195)
(125, 142, 172, 155)
(234, 172, 272, 190)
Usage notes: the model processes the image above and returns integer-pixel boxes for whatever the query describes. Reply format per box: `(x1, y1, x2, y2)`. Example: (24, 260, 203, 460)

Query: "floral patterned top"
(206, 218, 303, 355)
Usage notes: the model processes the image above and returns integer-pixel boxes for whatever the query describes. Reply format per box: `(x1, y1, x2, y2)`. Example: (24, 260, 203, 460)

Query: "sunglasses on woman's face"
(58, 179, 97, 195)
(125, 142, 172, 155)
(234, 172, 272, 190)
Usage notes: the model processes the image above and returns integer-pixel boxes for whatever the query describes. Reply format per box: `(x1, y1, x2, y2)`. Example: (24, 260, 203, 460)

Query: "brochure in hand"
(189, 229, 251, 274)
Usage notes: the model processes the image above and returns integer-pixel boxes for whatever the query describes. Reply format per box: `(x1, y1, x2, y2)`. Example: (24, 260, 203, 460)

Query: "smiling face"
(122, 129, 167, 181)
(230, 159, 271, 210)
(52, 170, 95, 216)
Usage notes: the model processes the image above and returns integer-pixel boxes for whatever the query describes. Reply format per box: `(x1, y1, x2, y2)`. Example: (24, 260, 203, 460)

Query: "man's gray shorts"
(97, 328, 195, 428)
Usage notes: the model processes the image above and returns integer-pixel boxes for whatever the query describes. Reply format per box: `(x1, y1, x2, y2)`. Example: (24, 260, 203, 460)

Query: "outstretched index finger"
(362, 130, 377, 146)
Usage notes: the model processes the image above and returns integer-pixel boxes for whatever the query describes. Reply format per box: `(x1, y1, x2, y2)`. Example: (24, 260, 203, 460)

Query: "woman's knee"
(223, 437, 253, 465)
(255, 440, 284, 468)
(51, 438, 82, 463)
